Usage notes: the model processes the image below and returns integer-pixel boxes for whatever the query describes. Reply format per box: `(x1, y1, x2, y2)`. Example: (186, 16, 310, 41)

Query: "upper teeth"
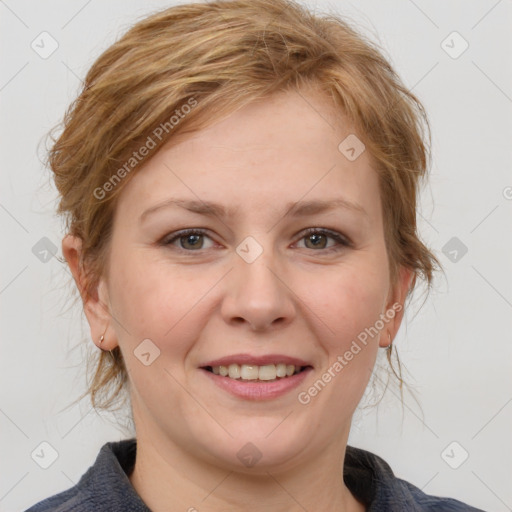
(211, 363, 300, 380)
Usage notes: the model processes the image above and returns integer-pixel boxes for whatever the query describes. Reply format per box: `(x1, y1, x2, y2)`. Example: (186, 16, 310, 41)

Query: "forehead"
(115, 89, 381, 224)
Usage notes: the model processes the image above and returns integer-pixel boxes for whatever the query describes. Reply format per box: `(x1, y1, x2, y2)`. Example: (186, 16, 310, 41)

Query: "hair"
(48, 0, 440, 411)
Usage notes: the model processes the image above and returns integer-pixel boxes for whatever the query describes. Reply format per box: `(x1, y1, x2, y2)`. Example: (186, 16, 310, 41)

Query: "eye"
(161, 227, 351, 253)
(162, 228, 215, 251)
(295, 228, 351, 252)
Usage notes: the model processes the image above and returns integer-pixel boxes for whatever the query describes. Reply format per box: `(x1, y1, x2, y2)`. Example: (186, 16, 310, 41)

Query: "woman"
(26, 0, 485, 510)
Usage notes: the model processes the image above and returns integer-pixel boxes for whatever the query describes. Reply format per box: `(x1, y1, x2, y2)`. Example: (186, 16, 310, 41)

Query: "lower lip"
(200, 367, 313, 401)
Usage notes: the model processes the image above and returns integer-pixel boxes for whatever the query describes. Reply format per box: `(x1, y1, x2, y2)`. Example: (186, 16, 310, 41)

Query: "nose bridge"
(221, 235, 295, 330)
(237, 245, 279, 292)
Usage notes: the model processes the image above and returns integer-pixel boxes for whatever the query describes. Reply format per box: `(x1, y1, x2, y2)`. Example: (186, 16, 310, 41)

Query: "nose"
(221, 246, 296, 332)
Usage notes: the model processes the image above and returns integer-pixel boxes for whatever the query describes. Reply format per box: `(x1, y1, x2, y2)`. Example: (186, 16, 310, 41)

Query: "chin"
(199, 423, 314, 474)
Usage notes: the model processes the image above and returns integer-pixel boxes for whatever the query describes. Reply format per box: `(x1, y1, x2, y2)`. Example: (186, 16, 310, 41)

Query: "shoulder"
(24, 489, 95, 512)
(25, 439, 149, 512)
(344, 445, 486, 511)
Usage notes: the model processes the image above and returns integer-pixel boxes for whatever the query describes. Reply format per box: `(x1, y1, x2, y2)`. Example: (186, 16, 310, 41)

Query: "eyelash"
(161, 227, 351, 254)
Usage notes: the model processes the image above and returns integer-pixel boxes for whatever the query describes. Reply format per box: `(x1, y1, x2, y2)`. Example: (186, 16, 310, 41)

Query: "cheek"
(298, 258, 388, 399)
(107, 251, 214, 403)
(108, 249, 220, 350)
(306, 261, 388, 342)
(307, 279, 385, 402)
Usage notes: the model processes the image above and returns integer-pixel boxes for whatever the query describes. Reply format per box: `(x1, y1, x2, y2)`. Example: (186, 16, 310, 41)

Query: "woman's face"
(81, 89, 409, 471)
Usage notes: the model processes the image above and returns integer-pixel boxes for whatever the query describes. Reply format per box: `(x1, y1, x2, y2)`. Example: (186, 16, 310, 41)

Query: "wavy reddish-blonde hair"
(49, 0, 439, 410)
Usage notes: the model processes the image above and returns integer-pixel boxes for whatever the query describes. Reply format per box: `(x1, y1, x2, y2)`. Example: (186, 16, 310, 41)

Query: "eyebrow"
(139, 197, 367, 223)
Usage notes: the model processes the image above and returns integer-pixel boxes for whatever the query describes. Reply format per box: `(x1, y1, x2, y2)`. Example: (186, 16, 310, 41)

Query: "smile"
(200, 365, 313, 400)
(205, 363, 308, 381)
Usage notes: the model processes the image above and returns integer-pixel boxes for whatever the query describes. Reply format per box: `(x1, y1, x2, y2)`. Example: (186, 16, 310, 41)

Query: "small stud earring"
(99, 326, 108, 346)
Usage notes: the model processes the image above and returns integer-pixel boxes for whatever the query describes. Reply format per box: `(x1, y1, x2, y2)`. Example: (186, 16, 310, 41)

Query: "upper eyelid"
(300, 227, 350, 243)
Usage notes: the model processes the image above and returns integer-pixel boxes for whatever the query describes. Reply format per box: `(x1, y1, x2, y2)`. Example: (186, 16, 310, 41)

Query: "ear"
(379, 266, 414, 348)
(62, 234, 118, 351)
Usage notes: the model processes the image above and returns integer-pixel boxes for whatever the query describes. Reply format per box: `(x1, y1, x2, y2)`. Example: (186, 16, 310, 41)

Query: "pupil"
(183, 234, 202, 249)
(308, 233, 325, 248)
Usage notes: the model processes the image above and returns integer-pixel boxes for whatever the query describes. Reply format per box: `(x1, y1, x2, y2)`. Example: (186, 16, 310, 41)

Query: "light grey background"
(1, 1, 511, 510)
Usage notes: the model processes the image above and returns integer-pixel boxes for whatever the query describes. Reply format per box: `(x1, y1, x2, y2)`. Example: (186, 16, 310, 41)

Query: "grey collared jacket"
(26, 438, 486, 511)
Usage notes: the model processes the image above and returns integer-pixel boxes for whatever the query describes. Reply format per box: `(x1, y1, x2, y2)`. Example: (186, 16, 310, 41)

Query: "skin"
(64, 87, 412, 512)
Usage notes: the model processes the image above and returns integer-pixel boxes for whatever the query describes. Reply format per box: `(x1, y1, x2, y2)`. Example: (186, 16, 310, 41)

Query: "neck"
(129, 428, 365, 512)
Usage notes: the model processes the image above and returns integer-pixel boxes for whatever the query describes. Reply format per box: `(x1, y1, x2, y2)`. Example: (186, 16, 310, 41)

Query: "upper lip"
(200, 353, 312, 368)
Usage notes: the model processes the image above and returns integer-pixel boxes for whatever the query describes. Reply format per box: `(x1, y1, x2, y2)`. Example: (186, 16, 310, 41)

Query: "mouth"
(200, 361, 313, 400)
(201, 363, 312, 382)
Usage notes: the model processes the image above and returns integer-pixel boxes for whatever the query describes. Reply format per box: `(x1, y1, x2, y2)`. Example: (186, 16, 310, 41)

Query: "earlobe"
(62, 234, 117, 351)
(82, 290, 117, 351)
(379, 266, 414, 348)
